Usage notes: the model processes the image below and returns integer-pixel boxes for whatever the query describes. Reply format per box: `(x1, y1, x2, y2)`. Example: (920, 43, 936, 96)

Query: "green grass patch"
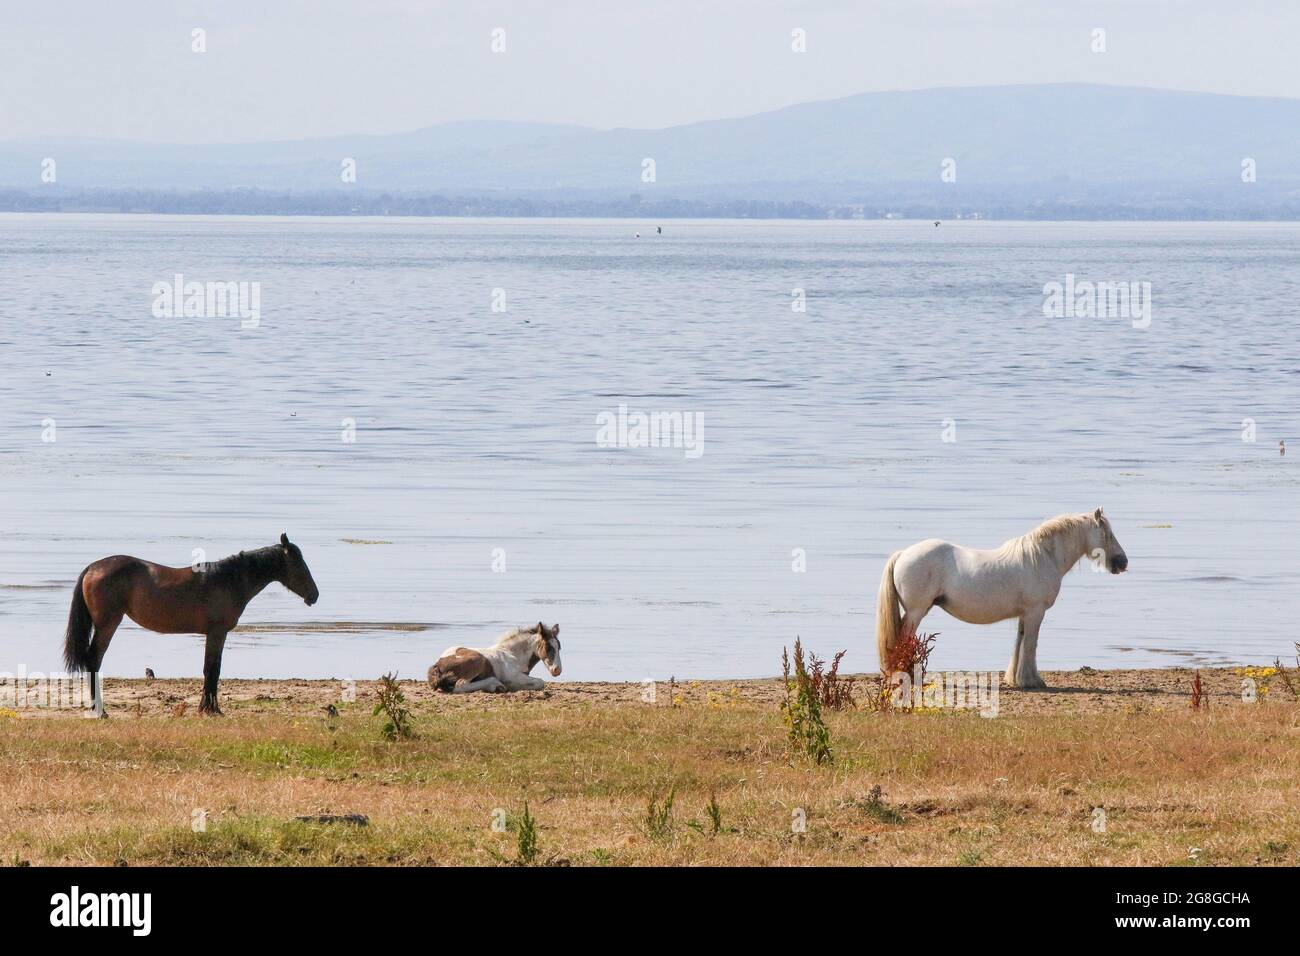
(40, 816, 471, 866)
(210, 739, 360, 772)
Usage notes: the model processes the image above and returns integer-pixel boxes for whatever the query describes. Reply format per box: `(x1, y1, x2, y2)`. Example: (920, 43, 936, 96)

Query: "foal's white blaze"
(876, 509, 1128, 690)
(540, 622, 562, 675)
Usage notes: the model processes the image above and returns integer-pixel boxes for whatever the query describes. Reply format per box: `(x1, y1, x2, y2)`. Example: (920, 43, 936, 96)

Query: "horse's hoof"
(1004, 674, 1047, 690)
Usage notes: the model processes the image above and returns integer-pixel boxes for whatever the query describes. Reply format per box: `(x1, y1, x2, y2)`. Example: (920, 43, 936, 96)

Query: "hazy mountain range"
(6, 84, 1300, 217)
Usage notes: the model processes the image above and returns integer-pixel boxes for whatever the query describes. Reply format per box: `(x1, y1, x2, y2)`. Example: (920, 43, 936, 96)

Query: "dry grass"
(2, 669, 1299, 866)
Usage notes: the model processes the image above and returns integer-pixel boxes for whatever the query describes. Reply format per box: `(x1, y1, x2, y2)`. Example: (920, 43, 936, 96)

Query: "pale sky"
(2, 0, 1297, 143)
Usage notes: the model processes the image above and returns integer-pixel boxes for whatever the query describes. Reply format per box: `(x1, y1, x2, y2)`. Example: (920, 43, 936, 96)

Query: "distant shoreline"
(6, 189, 1300, 222)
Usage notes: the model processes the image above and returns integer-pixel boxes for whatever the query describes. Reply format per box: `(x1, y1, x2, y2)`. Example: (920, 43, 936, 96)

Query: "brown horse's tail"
(63, 569, 95, 673)
(875, 552, 902, 674)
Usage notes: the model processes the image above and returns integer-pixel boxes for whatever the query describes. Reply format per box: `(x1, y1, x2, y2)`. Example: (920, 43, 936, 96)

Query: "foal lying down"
(428, 623, 561, 693)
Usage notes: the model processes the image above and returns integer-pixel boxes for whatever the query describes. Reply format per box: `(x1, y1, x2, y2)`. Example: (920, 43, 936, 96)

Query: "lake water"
(1, 215, 1297, 683)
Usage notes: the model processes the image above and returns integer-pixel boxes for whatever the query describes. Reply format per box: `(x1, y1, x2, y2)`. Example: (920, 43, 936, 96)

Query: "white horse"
(427, 623, 562, 694)
(876, 509, 1128, 689)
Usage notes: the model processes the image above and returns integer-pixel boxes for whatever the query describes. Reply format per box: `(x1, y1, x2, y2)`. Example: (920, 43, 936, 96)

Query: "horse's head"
(533, 622, 562, 676)
(278, 533, 320, 605)
(1085, 508, 1128, 574)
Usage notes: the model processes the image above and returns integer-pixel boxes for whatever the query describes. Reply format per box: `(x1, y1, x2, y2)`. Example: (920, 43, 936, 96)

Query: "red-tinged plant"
(808, 648, 857, 711)
(872, 629, 939, 713)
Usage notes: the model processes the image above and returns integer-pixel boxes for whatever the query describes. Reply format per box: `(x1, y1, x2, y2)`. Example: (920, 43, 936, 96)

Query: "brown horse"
(64, 533, 319, 716)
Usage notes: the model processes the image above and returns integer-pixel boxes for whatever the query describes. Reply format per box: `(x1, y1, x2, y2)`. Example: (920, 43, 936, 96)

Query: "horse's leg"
(1015, 609, 1048, 690)
(200, 630, 228, 715)
(452, 677, 505, 694)
(489, 669, 539, 692)
(87, 613, 123, 718)
(1004, 618, 1025, 687)
(901, 606, 930, 638)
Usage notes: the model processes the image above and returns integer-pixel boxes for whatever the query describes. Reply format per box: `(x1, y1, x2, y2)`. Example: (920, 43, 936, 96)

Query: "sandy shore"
(9, 665, 1267, 719)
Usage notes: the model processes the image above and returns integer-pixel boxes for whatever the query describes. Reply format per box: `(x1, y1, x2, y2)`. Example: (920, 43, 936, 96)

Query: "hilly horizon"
(6, 84, 1300, 216)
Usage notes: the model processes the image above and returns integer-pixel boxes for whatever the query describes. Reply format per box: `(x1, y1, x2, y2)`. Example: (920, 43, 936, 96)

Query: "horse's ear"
(1094, 508, 1104, 521)
(280, 532, 290, 547)
(536, 621, 545, 634)
(552, 623, 559, 636)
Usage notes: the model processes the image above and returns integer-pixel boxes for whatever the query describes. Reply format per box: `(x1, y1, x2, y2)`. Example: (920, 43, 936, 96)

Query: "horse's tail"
(875, 552, 902, 673)
(63, 569, 95, 673)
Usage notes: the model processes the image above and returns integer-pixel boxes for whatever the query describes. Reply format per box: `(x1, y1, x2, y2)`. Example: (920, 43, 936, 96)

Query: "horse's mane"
(203, 545, 283, 585)
(491, 624, 540, 648)
(1003, 513, 1091, 563)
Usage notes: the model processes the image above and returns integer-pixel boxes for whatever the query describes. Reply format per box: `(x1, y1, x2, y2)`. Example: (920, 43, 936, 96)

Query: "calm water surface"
(1, 215, 1297, 681)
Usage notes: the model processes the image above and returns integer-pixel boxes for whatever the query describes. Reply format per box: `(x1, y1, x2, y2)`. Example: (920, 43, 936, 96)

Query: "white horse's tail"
(876, 551, 902, 672)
